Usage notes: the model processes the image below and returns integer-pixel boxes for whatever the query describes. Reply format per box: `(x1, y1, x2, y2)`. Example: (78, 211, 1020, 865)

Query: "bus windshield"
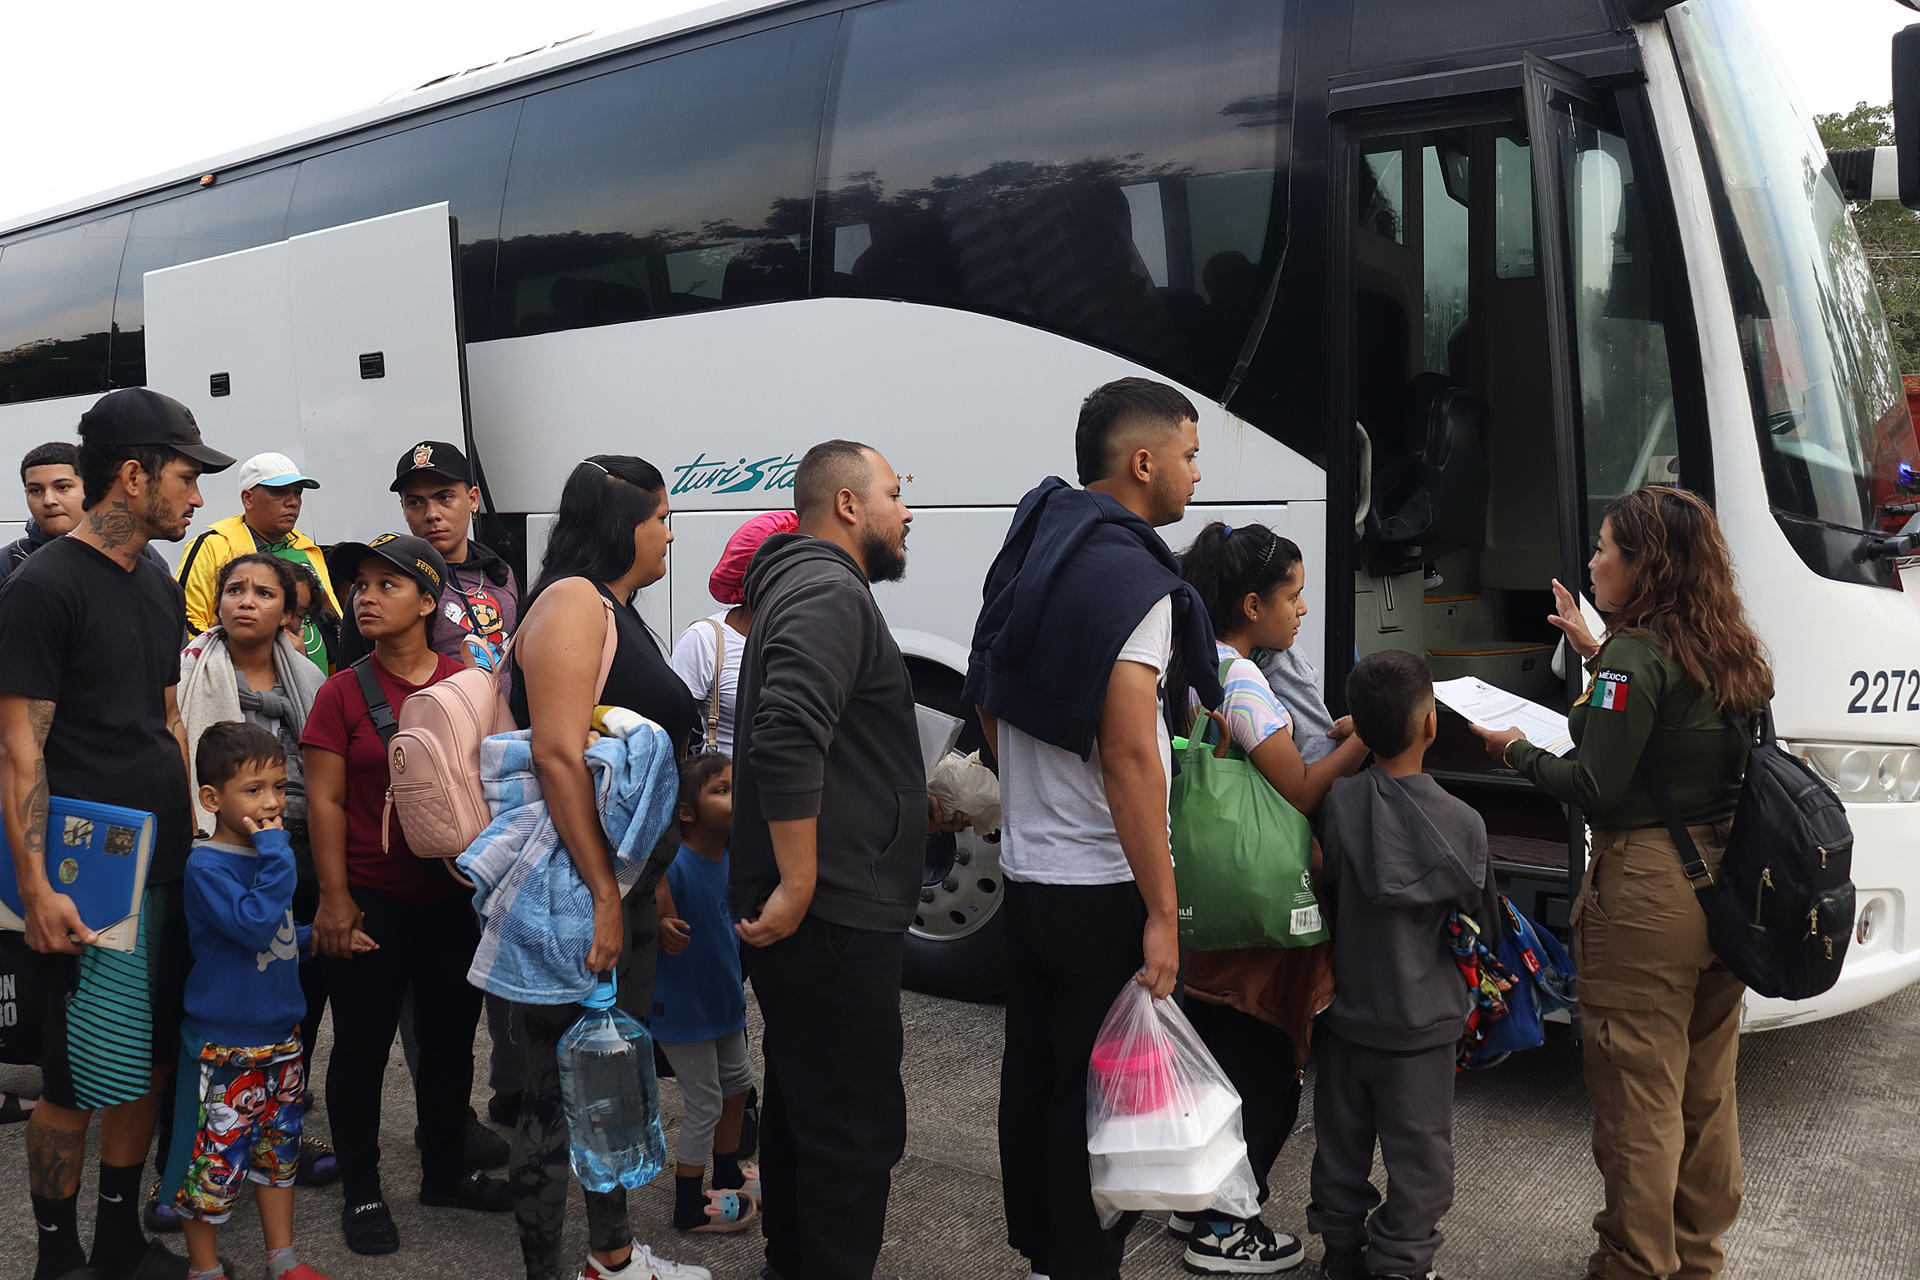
(1669, 2, 1919, 539)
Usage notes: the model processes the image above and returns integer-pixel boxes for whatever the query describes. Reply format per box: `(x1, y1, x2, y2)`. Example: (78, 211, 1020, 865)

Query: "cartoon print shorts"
(165, 1034, 305, 1224)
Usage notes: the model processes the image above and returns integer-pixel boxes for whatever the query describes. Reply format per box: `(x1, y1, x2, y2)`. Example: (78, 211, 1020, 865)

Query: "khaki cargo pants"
(1575, 824, 1744, 1280)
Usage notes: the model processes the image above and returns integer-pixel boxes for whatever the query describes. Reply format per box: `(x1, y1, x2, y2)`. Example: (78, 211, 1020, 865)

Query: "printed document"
(1433, 676, 1575, 757)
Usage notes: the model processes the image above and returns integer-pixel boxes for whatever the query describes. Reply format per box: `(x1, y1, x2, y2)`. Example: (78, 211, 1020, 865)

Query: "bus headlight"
(1785, 742, 1920, 803)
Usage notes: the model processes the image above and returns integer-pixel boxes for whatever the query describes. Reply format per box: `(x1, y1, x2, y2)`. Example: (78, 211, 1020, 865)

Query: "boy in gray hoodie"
(1308, 651, 1498, 1280)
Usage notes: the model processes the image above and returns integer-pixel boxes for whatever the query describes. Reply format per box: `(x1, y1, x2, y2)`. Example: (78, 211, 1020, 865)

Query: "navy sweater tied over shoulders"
(963, 477, 1222, 760)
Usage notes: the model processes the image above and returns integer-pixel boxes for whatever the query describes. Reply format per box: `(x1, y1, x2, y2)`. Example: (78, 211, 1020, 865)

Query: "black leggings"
(324, 887, 484, 1201)
(1183, 998, 1301, 1208)
(509, 890, 660, 1280)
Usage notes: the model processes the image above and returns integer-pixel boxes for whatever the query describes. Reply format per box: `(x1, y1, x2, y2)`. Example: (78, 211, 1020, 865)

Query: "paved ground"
(2, 979, 1917, 1280)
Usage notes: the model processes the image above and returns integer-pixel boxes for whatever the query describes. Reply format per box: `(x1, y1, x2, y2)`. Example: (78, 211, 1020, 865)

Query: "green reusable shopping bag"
(1169, 666, 1327, 950)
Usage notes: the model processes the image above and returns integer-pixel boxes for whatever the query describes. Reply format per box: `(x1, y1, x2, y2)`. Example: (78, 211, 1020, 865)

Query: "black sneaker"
(419, 1168, 513, 1213)
(487, 1090, 522, 1126)
(1183, 1217, 1305, 1274)
(1167, 1211, 1203, 1240)
(1319, 1241, 1368, 1280)
(414, 1108, 511, 1170)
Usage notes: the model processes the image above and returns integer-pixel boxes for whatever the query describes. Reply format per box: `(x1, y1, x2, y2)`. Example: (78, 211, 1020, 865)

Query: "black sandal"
(341, 1199, 400, 1256)
(0, 1091, 36, 1124)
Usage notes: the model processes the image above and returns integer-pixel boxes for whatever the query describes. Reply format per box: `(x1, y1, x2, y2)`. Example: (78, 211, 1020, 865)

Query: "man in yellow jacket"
(178, 450, 341, 671)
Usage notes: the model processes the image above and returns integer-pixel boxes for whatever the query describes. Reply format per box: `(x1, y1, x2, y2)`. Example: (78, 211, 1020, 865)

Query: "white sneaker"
(1167, 1211, 1203, 1240)
(580, 1245, 713, 1280)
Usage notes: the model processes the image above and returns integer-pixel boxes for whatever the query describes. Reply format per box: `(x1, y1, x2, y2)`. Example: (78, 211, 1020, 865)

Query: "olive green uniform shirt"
(1511, 634, 1749, 829)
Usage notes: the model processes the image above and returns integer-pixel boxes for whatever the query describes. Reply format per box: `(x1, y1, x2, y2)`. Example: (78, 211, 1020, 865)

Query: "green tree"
(1817, 101, 1920, 371)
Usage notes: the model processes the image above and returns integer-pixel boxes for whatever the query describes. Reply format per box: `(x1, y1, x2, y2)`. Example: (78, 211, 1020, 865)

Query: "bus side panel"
(464, 298, 1328, 520)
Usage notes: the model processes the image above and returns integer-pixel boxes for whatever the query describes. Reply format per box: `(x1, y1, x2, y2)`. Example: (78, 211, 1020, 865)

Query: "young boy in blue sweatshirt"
(161, 722, 373, 1280)
(1309, 652, 1498, 1280)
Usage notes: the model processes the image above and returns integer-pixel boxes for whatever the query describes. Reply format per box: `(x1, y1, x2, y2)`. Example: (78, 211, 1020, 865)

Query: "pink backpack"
(364, 597, 617, 865)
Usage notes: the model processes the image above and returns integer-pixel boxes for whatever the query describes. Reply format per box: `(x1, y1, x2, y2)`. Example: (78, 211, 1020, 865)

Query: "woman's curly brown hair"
(1601, 486, 1773, 716)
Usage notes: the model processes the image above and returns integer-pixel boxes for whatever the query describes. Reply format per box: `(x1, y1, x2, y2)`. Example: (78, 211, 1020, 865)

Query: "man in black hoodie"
(965, 378, 1220, 1280)
(731, 438, 931, 1280)
(1310, 650, 1499, 1280)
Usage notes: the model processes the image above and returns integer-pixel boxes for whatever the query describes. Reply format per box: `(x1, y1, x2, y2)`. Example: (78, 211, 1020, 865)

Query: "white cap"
(236, 451, 319, 492)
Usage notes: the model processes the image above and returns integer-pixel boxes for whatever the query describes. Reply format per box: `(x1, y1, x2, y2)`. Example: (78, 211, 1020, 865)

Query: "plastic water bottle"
(556, 980, 667, 1192)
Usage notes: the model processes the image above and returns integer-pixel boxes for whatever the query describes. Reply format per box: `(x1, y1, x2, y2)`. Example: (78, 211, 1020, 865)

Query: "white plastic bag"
(927, 750, 1002, 835)
(1085, 979, 1261, 1227)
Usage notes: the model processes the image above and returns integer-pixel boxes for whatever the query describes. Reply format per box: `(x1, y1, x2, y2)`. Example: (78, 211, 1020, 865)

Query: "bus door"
(142, 202, 474, 558)
(1521, 54, 1708, 912)
(1334, 58, 1702, 929)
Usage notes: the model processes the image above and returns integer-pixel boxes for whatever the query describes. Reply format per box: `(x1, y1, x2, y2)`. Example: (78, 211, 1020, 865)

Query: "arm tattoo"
(87, 500, 136, 550)
(21, 700, 53, 862)
(27, 1122, 86, 1198)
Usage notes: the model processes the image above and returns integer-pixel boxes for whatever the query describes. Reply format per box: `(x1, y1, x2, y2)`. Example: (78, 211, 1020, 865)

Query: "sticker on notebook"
(103, 826, 137, 858)
(57, 858, 78, 885)
(1591, 669, 1632, 712)
(61, 816, 93, 847)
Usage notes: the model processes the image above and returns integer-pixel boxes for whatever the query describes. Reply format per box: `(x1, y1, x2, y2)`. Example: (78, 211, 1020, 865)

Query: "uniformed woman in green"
(1473, 486, 1773, 1280)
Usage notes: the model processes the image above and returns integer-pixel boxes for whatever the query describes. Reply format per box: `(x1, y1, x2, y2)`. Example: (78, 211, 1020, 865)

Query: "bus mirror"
(1894, 24, 1920, 209)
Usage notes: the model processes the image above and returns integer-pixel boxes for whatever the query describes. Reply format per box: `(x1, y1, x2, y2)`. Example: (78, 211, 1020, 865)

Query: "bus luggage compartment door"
(142, 202, 470, 555)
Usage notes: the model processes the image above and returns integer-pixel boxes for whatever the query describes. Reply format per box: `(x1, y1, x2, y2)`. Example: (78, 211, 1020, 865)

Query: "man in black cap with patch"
(390, 440, 519, 675)
(0, 388, 234, 1280)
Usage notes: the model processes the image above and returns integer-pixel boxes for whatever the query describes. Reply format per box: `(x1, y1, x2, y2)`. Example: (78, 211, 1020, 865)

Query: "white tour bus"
(3, 0, 1918, 1027)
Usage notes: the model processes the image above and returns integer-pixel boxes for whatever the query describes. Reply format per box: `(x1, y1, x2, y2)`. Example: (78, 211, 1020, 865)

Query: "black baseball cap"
(78, 388, 236, 472)
(328, 532, 449, 602)
(390, 439, 473, 492)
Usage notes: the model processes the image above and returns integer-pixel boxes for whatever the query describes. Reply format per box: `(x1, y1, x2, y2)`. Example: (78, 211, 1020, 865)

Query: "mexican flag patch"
(1591, 669, 1631, 711)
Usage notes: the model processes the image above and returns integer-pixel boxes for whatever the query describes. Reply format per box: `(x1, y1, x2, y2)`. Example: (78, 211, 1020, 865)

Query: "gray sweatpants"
(1306, 1032, 1457, 1277)
(659, 1029, 755, 1167)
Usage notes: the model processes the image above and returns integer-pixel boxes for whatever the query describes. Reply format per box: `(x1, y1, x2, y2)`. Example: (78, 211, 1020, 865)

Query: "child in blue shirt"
(652, 753, 759, 1234)
(160, 722, 373, 1280)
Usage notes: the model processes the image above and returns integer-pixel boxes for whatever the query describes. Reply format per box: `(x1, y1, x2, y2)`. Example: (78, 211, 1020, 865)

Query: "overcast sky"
(0, 0, 1915, 227)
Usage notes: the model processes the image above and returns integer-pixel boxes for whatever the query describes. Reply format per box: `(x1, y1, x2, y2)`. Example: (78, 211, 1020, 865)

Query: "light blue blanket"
(459, 722, 678, 1005)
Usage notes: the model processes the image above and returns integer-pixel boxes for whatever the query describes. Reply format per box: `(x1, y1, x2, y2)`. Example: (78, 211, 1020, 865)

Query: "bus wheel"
(901, 664, 1009, 1001)
(904, 824, 1009, 1001)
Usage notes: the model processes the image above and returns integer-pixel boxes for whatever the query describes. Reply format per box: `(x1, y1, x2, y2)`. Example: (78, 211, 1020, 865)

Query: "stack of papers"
(1433, 677, 1575, 758)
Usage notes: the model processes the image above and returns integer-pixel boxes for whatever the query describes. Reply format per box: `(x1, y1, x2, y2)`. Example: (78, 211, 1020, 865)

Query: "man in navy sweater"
(966, 378, 1222, 1280)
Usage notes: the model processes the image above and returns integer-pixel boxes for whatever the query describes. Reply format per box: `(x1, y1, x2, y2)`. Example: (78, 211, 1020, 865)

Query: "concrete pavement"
(1, 980, 1916, 1279)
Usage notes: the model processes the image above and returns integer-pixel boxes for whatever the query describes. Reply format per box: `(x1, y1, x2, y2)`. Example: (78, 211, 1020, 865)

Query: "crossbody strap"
(701, 617, 727, 751)
(1634, 751, 1715, 899)
(352, 657, 399, 747)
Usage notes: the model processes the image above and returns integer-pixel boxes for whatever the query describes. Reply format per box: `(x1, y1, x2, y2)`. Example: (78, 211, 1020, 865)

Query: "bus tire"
(902, 661, 1010, 1002)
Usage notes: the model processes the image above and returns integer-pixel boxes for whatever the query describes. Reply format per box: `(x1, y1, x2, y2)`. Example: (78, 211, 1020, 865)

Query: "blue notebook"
(0, 797, 156, 952)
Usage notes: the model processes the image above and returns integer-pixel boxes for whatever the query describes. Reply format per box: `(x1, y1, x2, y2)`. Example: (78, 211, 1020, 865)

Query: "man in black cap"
(0, 388, 234, 1280)
(390, 440, 519, 675)
(389, 440, 525, 1147)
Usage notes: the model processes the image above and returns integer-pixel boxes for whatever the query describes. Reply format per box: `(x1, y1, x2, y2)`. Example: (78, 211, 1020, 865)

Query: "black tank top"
(510, 579, 698, 754)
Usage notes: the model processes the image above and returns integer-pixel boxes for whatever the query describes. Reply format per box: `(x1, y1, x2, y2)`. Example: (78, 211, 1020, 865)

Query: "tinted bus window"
(495, 18, 836, 338)
(287, 103, 520, 340)
(109, 168, 296, 387)
(817, 0, 1286, 397)
(0, 214, 130, 405)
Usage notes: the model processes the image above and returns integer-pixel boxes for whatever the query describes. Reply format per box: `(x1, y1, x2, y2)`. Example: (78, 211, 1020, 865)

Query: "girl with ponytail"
(1170, 521, 1368, 1274)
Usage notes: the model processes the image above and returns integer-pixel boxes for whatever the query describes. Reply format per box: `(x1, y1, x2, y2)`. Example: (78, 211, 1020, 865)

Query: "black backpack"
(1641, 710, 1855, 1001)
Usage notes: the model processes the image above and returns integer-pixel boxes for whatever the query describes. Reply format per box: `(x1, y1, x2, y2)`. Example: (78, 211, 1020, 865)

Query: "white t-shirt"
(998, 596, 1174, 886)
(669, 610, 747, 755)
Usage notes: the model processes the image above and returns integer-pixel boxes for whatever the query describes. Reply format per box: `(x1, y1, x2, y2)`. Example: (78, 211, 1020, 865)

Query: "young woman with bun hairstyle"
(1170, 520, 1369, 1274)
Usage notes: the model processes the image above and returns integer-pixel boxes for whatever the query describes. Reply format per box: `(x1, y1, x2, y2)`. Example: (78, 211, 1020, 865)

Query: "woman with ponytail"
(1170, 522, 1368, 1275)
(1473, 486, 1772, 1280)
(505, 456, 705, 1280)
